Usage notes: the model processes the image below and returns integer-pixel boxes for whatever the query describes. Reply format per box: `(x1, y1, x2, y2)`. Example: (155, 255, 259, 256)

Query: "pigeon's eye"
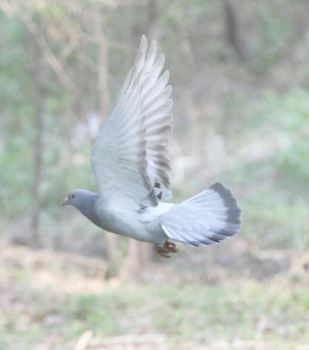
(71, 194, 75, 199)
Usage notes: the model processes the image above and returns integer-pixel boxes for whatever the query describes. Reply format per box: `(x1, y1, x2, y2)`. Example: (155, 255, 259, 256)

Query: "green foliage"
(2, 281, 308, 349)
(227, 89, 309, 248)
(250, 3, 294, 72)
(0, 1, 308, 251)
(261, 90, 309, 192)
(60, 282, 309, 341)
(242, 190, 308, 249)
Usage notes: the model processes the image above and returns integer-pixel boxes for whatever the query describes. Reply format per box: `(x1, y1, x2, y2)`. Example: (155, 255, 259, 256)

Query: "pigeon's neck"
(76, 191, 101, 227)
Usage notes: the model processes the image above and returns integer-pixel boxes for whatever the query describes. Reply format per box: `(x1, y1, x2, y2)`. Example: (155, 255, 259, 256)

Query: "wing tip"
(140, 34, 147, 44)
(139, 35, 148, 55)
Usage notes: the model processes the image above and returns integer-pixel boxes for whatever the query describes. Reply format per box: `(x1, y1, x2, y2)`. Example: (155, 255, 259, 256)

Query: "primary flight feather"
(62, 36, 241, 256)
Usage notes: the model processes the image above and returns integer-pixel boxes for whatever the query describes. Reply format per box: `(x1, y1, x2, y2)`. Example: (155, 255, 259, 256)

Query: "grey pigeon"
(62, 36, 241, 256)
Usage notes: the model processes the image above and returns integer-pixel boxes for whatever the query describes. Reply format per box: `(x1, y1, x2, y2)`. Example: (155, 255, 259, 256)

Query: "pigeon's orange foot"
(156, 240, 179, 258)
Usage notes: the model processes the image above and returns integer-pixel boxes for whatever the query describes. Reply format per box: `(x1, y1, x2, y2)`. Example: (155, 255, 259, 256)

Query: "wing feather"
(91, 36, 173, 208)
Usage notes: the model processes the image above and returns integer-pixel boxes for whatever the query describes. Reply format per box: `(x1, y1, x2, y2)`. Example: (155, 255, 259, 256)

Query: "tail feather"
(160, 183, 241, 246)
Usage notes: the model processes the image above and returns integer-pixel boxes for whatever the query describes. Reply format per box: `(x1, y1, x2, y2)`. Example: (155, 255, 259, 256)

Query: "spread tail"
(160, 183, 241, 246)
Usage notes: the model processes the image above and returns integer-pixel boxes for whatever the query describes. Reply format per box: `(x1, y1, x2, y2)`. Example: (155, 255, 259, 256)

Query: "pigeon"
(62, 36, 241, 257)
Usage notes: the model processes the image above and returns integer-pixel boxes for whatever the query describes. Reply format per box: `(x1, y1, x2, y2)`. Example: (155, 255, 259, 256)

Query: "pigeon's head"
(62, 189, 93, 209)
(62, 189, 99, 226)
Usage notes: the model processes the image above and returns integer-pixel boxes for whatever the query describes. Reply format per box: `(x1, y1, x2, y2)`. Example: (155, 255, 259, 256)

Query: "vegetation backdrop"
(0, 1, 308, 349)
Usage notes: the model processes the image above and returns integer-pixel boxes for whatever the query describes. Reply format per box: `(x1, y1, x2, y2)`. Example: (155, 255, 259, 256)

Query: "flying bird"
(62, 36, 241, 257)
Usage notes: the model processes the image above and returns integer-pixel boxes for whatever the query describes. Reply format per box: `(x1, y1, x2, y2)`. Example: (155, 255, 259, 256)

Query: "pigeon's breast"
(94, 200, 158, 242)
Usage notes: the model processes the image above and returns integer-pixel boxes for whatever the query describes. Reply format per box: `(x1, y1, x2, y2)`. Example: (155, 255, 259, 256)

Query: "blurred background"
(0, 0, 308, 349)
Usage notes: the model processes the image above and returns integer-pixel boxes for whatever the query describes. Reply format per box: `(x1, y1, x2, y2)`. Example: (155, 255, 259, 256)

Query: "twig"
(75, 330, 94, 350)
(91, 334, 165, 346)
(19, 12, 75, 92)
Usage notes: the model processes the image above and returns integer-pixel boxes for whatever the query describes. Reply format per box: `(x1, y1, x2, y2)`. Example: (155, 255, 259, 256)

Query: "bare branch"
(19, 12, 75, 91)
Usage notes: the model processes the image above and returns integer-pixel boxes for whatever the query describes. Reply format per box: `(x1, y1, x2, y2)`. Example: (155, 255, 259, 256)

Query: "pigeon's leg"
(156, 240, 178, 257)
(156, 246, 171, 258)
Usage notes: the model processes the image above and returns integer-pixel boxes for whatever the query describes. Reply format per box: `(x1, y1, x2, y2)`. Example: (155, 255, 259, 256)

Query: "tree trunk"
(223, 0, 249, 62)
(147, 0, 165, 42)
(30, 82, 44, 247)
(28, 26, 47, 248)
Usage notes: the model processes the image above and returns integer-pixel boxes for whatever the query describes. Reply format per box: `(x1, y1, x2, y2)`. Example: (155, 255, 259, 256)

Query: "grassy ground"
(0, 240, 308, 350)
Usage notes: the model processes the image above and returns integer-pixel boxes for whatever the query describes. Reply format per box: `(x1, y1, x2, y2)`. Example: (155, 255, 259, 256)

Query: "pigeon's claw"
(156, 240, 178, 258)
(164, 240, 178, 253)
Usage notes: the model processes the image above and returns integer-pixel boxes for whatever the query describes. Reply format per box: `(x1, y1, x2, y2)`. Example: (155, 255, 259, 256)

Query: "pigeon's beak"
(62, 197, 69, 206)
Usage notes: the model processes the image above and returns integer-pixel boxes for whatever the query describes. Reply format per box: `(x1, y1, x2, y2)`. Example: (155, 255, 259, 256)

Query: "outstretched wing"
(91, 36, 173, 209)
